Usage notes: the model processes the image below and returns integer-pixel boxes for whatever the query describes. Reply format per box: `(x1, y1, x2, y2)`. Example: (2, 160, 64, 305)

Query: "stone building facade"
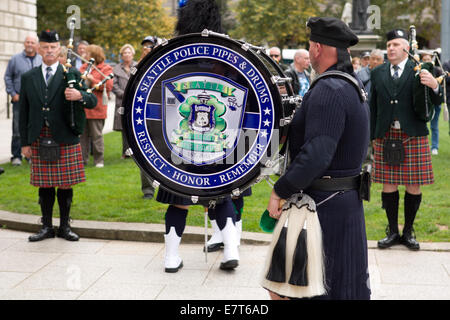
(0, 0, 37, 119)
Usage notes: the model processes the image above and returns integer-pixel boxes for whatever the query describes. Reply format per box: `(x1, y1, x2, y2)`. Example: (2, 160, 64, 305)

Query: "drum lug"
(161, 39, 169, 46)
(191, 196, 199, 204)
(125, 148, 133, 156)
(130, 67, 137, 75)
(280, 117, 292, 126)
(152, 180, 160, 188)
(201, 29, 210, 37)
(118, 107, 124, 115)
(241, 43, 250, 51)
(232, 188, 241, 197)
(265, 160, 274, 168)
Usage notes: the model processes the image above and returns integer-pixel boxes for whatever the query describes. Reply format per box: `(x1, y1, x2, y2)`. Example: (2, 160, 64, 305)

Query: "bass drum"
(122, 31, 297, 202)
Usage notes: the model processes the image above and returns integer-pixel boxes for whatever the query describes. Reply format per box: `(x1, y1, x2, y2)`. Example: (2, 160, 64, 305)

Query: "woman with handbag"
(79, 45, 114, 168)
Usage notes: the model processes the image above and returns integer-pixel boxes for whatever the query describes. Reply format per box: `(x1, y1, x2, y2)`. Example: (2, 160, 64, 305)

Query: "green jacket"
(19, 64, 97, 146)
(369, 59, 443, 140)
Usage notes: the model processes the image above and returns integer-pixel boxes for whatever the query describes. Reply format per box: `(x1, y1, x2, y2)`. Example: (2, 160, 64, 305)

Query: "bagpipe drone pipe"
(62, 18, 114, 135)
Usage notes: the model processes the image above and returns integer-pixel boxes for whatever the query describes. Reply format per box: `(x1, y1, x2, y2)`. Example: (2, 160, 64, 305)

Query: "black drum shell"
(122, 32, 294, 201)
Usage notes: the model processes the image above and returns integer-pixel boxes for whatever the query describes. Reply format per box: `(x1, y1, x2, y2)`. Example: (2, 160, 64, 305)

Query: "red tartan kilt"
(372, 128, 434, 185)
(30, 127, 86, 187)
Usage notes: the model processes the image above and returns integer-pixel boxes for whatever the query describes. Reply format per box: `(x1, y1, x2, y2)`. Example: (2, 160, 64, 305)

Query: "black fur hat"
(175, 0, 222, 36)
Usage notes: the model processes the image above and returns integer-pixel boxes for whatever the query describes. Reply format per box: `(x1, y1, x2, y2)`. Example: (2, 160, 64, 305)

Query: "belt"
(309, 175, 361, 192)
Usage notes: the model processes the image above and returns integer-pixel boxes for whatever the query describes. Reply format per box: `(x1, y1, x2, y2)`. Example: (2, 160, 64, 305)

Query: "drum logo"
(162, 73, 248, 165)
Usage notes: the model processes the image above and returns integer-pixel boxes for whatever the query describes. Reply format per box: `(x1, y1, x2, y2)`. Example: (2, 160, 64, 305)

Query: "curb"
(1, 210, 449, 252)
(0, 210, 272, 245)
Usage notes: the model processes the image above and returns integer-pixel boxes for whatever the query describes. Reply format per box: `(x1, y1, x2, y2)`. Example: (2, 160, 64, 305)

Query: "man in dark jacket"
(356, 49, 384, 101)
(370, 29, 443, 251)
(284, 49, 311, 97)
(20, 30, 97, 242)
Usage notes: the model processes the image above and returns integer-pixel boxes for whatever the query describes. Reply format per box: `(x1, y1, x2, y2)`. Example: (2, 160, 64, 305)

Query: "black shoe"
(57, 226, 79, 241)
(165, 261, 183, 273)
(203, 242, 224, 253)
(220, 260, 239, 270)
(0, 167, 4, 175)
(377, 232, 400, 249)
(143, 193, 154, 199)
(401, 232, 420, 251)
(29, 226, 55, 242)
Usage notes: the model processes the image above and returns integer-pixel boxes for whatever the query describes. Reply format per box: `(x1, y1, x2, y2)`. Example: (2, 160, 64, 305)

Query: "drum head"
(123, 32, 282, 201)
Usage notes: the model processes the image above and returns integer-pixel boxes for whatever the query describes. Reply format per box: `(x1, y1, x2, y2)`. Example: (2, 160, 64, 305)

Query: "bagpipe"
(63, 18, 114, 135)
(432, 51, 450, 122)
(403, 25, 441, 122)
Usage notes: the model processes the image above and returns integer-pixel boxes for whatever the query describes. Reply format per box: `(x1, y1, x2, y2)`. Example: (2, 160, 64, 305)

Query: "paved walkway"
(0, 215, 449, 300)
(0, 97, 449, 300)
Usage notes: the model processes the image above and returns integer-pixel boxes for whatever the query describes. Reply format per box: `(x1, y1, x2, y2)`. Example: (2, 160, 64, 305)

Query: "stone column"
(0, 0, 37, 119)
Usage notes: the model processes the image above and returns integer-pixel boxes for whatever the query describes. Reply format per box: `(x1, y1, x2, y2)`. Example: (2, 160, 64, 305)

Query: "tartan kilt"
(372, 127, 434, 185)
(30, 127, 86, 187)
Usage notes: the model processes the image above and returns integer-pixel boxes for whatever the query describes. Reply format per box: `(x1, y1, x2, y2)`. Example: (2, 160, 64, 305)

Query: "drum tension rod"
(271, 76, 292, 85)
(201, 29, 229, 39)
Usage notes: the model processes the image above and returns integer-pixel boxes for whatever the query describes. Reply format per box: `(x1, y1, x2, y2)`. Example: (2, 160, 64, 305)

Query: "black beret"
(307, 17, 359, 48)
(386, 29, 408, 41)
(39, 29, 59, 43)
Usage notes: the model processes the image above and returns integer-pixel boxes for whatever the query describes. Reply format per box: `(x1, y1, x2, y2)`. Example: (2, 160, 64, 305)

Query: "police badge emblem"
(162, 73, 248, 165)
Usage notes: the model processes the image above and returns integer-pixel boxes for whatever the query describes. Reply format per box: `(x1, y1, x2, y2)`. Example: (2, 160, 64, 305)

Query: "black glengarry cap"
(39, 29, 59, 43)
(386, 29, 408, 41)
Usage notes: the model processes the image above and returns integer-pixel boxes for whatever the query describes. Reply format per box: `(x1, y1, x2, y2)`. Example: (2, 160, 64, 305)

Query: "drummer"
(158, 0, 241, 273)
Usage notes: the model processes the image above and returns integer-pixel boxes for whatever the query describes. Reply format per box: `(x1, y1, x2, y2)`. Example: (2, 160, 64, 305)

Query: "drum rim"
(123, 32, 284, 200)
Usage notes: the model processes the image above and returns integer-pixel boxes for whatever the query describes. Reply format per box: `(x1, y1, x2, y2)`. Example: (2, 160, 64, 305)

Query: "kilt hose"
(30, 127, 86, 188)
(372, 127, 434, 186)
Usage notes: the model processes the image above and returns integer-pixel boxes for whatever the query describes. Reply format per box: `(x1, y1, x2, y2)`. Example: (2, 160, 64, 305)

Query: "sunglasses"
(270, 54, 280, 58)
(143, 45, 154, 49)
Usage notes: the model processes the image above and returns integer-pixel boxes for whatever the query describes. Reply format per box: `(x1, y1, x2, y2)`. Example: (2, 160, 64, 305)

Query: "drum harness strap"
(265, 70, 371, 206)
(309, 70, 368, 103)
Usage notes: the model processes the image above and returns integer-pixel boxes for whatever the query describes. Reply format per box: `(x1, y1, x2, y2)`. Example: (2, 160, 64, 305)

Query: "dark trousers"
(11, 101, 21, 160)
(140, 170, 155, 196)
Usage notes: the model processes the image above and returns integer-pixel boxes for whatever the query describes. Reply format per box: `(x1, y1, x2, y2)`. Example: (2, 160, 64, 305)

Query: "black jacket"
(283, 64, 310, 96)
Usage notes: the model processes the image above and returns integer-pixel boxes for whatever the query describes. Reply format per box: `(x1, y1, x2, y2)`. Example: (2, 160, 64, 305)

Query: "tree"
(317, 0, 441, 49)
(370, 0, 441, 48)
(37, 0, 175, 61)
(230, 0, 322, 49)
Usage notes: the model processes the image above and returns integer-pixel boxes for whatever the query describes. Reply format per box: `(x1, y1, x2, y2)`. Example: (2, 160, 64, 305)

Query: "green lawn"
(1, 117, 449, 242)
